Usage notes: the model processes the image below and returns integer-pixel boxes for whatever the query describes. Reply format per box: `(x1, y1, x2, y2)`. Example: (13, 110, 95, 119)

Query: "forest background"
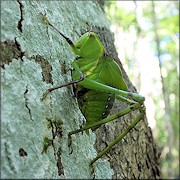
(104, 1, 179, 179)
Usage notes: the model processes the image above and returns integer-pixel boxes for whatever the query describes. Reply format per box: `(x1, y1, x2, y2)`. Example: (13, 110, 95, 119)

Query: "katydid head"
(74, 32, 105, 59)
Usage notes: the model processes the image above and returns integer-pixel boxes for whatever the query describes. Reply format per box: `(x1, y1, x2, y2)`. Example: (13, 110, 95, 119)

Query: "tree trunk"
(1, 1, 160, 179)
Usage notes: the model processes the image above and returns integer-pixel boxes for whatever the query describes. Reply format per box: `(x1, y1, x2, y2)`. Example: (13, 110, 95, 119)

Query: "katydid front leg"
(42, 62, 84, 100)
(42, 75, 84, 100)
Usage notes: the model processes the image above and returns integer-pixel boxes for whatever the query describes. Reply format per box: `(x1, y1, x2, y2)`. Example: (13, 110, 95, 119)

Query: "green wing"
(87, 55, 128, 91)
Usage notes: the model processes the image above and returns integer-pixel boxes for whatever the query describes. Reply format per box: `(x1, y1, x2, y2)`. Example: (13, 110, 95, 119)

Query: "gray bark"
(1, 1, 160, 179)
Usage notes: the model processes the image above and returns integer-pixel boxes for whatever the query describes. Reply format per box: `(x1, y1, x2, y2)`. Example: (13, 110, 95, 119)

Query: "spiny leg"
(80, 77, 145, 103)
(90, 108, 145, 165)
(68, 105, 144, 163)
(116, 94, 137, 105)
(68, 104, 144, 167)
(89, 107, 145, 175)
(68, 104, 144, 172)
(68, 103, 142, 137)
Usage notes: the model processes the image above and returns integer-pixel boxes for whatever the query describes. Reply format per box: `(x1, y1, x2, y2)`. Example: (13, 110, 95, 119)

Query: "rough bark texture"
(1, 1, 160, 179)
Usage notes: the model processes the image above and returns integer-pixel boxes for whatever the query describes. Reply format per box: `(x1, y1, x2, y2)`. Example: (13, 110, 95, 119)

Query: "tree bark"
(1, 1, 160, 179)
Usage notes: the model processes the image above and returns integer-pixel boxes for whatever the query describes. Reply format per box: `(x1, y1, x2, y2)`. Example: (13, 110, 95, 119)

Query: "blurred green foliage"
(105, 1, 179, 178)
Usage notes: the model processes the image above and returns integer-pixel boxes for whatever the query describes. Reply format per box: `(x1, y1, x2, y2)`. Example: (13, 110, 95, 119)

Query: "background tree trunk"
(1, 1, 160, 179)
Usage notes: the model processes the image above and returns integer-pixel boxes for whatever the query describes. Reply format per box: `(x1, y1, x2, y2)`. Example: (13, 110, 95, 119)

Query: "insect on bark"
(41, 14, 145, 171)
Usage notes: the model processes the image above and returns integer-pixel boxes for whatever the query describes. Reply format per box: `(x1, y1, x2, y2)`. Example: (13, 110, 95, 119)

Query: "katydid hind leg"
(90, 110, 145, 165)
(68, 103, 142, 136)
(67, 103, 145, 166)
(79, 78, 145, 104)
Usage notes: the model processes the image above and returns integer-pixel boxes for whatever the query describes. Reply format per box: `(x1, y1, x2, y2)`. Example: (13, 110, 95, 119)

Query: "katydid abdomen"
(75, 88, 115, 126)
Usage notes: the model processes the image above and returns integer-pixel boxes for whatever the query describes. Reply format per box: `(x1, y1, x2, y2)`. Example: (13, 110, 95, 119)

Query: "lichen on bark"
(1, 1, 160, 179)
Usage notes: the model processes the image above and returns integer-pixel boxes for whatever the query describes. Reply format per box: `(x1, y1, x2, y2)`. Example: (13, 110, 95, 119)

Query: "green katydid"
(42, 15, 145, 167)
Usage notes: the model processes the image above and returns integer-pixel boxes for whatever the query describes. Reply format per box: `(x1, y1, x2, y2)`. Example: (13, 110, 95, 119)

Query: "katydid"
(42, 15, 145, 167)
